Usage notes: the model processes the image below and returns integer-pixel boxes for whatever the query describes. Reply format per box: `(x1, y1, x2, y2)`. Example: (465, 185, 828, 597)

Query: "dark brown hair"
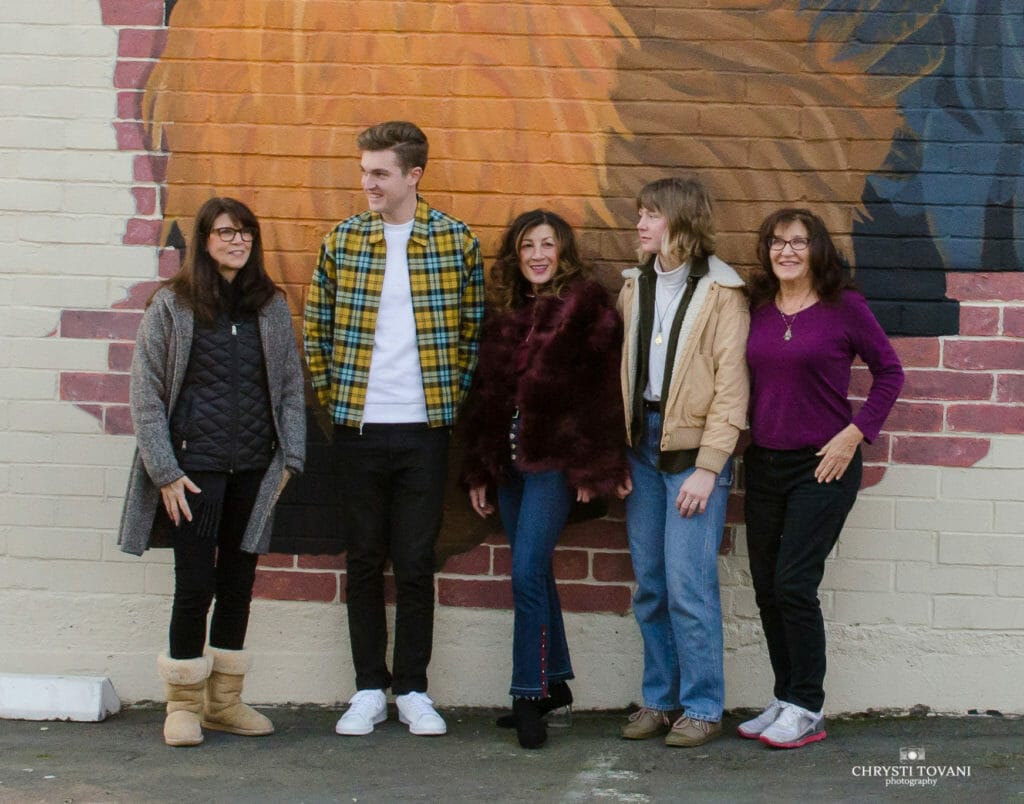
(748, 208, 854, 307)
(159, 197, 278, 323)
(490, 209, 589, 310)
(356, 120, 428, 174)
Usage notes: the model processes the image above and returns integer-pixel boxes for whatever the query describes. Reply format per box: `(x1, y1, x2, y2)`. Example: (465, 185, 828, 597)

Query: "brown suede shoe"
(664, 715, 722, 747)
(620, 707, 679, 740)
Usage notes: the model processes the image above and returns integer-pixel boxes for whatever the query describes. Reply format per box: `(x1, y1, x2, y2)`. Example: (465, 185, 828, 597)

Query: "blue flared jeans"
(625, 409, 733, 722)
(498, 465, 576, 698)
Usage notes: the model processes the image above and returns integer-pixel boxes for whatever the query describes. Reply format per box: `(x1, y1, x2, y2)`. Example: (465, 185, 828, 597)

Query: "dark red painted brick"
(945, 340, 1024, 371)
(114, 60, 155, 90)
(592, 551, 634, 583)
(61, 372, 130, 403)
(947, 272, 1024, 302)
(115, 121, 146, 150)
(892, 436, 990, 467)
(134, 154, 168, 183)
(860, 433, 891, 463)
(492, 545, 511, 576)
(253, 570, 338, 602)
(725, 490, 743, 525)
(900, 369, 993, 401)
(118, 28, 168, 59)
(100, 0, 164, 26)
(719, 526, 735, 556)
(437, 578, 512, 609)
(297, 554, 346, 570)
(558, 583, 632, 615)
(553, 549, 589, 581)
(103, 404, 133, 435)
(441, 545, 491, 575)
(124, 218, 162, 246)
(60, 309, 142, 340)
(259, 553, 296, 569)
(884, 401, 944, 433)
(159, 248, 183, 277)
(947, 404, 1024, 435)
(132, 187, 157, 216)
(1003, 307, 1024, 337)
(996, 374, 1024, 403)
(860, 465, 888, 489)
(116, 90, 142, 121)
(107, 342, 134, 371)
(959, 306, 1000, 336)
(891, 338, 940, 368)
(560, 518, 628, 549)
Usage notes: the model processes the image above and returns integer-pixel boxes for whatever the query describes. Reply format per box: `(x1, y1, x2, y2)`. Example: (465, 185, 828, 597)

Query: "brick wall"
(0, 0, 1021, 710)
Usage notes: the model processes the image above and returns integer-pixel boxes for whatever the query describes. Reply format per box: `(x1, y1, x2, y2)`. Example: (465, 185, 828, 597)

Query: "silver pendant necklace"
(776, 288, 814, 341)
(654, 281, 686, 346)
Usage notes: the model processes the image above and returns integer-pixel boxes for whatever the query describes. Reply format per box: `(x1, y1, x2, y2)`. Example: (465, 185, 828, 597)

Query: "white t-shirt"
(644, 257, 690, 402)
(363, 220, 428, 423)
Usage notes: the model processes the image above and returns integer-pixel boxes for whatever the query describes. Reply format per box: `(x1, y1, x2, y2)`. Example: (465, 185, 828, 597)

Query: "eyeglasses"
(768, 236, 809, 251)
(212, 227, 255, 243)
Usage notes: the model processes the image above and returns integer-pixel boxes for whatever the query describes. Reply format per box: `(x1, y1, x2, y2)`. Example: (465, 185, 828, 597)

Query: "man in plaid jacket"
(304, 121, 484, 738)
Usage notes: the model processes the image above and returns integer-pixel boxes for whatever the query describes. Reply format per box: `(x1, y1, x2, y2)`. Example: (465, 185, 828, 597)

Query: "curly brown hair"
(748, 208, 854, 308)
(489, 209, 589, 310)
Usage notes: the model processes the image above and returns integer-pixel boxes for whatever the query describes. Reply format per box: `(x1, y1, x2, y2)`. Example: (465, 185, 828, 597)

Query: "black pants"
(333, 424, 449, 695)
(743, 445, 862, 712)
(169, 470, 263, 659)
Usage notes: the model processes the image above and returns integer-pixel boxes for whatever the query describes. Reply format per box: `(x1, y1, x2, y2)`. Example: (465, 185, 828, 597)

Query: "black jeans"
(333, 424, 449, 695)
(743, 444, 862, 712)
(169, 469, 263, 659)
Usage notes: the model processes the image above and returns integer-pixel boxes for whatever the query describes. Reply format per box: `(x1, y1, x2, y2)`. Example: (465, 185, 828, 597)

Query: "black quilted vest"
(169, 278, 275, 474)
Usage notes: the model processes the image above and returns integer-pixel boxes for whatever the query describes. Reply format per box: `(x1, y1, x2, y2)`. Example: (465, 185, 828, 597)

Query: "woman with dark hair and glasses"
(739, 208, 903, 749)
(461, 209, 628, 749)
(119, 197, 306, 747)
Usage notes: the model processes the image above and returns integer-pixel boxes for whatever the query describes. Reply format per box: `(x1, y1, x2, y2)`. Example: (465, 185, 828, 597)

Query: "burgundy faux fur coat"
(460, 278, 628, 497)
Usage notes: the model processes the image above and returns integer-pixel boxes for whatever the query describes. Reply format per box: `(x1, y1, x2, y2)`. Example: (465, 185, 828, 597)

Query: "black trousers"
(333, 424, 449, 695)
(168, 469, 263, 659)
(743, 445, 862, 712)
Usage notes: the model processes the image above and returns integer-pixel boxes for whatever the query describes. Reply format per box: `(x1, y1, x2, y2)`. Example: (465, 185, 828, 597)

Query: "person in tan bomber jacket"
(617, 177, 749, 748)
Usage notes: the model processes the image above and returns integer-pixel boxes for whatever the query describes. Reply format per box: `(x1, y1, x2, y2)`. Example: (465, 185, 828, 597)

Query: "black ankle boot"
(496, 682, 573, 729)
(513, 697, 547, 749)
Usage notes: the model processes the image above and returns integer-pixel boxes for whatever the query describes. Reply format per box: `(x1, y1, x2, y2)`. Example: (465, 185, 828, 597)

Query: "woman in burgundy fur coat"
(461, 209, 628, 749)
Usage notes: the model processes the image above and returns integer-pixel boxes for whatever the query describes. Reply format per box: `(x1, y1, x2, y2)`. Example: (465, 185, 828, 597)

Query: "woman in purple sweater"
(740, 209, 903, 749)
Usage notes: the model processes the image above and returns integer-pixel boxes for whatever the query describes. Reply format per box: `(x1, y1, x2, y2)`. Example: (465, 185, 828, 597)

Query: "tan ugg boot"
(157, 653, 212, 747)
(202, 647, 274, 736)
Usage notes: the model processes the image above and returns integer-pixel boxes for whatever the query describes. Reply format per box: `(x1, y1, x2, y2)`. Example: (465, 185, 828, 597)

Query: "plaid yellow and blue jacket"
(303, 197, 485, 429)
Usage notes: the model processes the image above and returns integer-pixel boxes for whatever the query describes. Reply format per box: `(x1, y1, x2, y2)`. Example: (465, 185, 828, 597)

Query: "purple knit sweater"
(746, 290, 904, 450)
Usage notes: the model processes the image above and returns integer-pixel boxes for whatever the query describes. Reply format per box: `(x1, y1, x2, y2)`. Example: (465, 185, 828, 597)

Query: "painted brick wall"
(0, 0, 1021, 710)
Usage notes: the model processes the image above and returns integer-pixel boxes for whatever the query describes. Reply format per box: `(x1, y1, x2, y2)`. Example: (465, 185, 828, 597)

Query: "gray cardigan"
(118, 287, 306, 556)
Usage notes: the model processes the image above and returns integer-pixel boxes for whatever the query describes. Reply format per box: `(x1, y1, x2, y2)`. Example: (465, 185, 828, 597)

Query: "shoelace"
(629, 707, 668, 724)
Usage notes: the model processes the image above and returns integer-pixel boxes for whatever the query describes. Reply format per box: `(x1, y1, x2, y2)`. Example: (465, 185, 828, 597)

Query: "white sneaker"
(758, 702, 826, 749)
(395, 691, 447, 736)
(334, 689, 387, 736)
(737, 698, 786, 739)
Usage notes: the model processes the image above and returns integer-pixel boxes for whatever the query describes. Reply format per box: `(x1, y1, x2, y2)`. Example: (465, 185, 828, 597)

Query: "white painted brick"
(144, 563, 175, 595)
(0, 276, 10, 305)
(53, 496, 124, 529)
(19, 214, 126, 246)
(0, 464, 9, 493)
(63, 120, 119, 151)
(832, 591, 931, 625)
(996, 568, 1024, 597)
(0, 88, 115, 120)
(939, 532, 1024, 566)
(976, 436, 1024, 470)
(0, 557, 145, 594)
(56, 433, 136, 466)
(0, 368, 56, 399)
(0, 1, 104, 24)
(10, 465, 105, 496)
(17, 151, 134, 183)
(10, 275, 112, 307)
(2, 495, 55, 526)
(0, 24, 115, 57)
(63, 184, 135, 217)
(994, 503, 1024, 534)
(102, 538, 172, 564)
(0, 399, 9, 430)
(940, 467, 1024, 502)
(0, 306, 59, 336)
(105, 467, 130, 498)
(0, 56, 113, 89)
(3, 526, 104, 560)
(0, 338, 110, 371)
(933, 596, 1024, 630)
(859, 465, 939, 499)
(843, 497, 895, 529)
(895, 563, 996, 596)
(0, 116, 68, 149)
(896, 499, 993, 532)
(0, 431, 56, 463)
(836, 528, 936, 561)
(1, 243, 155, 276)
(0, 180, 63, 212)
(8, 401, 106, 434)
(822, 559, 893, 592)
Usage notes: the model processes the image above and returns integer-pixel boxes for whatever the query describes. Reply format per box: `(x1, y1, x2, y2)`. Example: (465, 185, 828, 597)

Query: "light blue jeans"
(625, 409, 733, 722)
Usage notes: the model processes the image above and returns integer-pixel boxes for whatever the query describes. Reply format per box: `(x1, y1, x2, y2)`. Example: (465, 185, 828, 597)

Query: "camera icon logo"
(899, 746, 925, 762)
